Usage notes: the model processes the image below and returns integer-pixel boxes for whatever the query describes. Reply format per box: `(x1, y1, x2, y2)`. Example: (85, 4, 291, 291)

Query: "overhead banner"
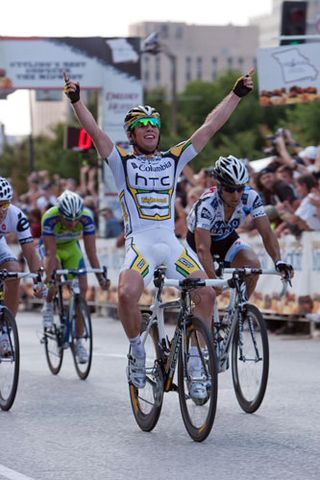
(0, 36, 143, 214)
(256, 43, 320, 107)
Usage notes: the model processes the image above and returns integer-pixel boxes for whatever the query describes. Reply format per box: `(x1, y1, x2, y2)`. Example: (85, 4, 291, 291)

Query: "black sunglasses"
(222, 185, 245, 193)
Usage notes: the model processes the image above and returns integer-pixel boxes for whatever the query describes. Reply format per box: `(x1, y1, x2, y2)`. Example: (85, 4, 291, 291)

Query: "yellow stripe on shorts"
(175, 249, 201, 278)
(129, 244, 150, 279)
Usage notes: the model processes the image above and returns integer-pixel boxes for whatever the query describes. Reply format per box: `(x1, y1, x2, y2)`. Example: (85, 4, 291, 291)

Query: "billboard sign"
(0, 36, 143, 215)
(256, 43, 320, 106)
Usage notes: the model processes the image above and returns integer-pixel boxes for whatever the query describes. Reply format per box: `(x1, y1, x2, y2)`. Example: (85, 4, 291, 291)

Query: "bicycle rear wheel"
(71, 296, 92, 380)
(129, 313, 164, 432)
(231, 304, 269, 413)
(43, 297, 64, 375)
(178, 316, 218, 442)
(0, 308, 19, 411)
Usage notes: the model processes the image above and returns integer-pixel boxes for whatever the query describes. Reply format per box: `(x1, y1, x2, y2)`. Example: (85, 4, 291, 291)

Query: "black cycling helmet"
(212, 155, 249, 187)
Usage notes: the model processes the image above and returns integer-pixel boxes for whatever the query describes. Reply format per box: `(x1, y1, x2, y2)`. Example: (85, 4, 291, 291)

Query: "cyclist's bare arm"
(21, 242, 42, 274)
(64, 74, 113, 159)
(194, 228, 217, 279)
(254, 216, 281, 263)
(191, 69, 254, 153)
(43, 236, 59, 281)
(83, 235, 108, 288)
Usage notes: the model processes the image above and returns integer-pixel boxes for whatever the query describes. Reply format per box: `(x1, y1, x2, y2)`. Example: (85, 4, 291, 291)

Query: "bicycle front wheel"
(129, 313, 164, 432)
(43, 298, 64, 375)
(231, 304, 269, 413)
(0, 308, 19, 411)
(71, 296, 92, 380)
(178, 316, 218, 442)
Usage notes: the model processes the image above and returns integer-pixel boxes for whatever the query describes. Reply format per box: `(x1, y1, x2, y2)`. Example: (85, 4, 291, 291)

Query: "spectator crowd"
(5, 130, 320, 318)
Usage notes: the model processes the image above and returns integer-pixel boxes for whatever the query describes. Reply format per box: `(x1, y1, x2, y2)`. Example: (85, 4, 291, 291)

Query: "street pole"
(141, 34, 177, 135)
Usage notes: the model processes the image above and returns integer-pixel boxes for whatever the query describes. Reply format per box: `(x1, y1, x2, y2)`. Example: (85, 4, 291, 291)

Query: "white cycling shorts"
(122, 229, 203, 287)
(0, 237, 17, 265)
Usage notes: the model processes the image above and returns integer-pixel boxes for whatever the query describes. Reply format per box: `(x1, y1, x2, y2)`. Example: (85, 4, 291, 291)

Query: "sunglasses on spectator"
(222, 185, 245, 193)
(130, 117, 160, 130)
(0, 201, 10, 210)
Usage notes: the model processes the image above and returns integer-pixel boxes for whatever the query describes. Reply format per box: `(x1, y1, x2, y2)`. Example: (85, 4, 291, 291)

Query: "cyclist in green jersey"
(40, 190, 108, 363)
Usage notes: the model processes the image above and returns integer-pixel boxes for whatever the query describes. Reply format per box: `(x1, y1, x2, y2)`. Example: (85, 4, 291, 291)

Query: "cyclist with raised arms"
(40, 190, 109, 363)
(187, 155, 293, 296)
(64, 69, 254, 396)
(0, 177, 45, 354)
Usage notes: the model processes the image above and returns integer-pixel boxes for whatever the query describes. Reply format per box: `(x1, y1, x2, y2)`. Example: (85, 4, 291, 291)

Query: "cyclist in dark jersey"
(187, 156, 293, 296)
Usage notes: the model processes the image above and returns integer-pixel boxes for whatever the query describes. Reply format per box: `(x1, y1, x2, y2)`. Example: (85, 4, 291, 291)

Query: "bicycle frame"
(213, 267, 289, 373)
(52, 267, 106, 347)
(141, 269, 230, 391)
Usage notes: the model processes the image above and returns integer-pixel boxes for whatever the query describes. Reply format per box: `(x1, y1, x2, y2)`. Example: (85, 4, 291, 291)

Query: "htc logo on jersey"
(134, 172, 171, 187)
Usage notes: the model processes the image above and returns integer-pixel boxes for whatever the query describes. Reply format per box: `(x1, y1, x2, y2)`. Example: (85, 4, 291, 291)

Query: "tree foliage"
(1, 70, 320, 191)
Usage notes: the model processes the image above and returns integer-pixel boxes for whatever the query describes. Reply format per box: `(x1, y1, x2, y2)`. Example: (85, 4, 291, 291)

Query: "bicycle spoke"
(232, 305, 269, 413)
(178, 316, 218, 442)
(128, 314, 164, 432)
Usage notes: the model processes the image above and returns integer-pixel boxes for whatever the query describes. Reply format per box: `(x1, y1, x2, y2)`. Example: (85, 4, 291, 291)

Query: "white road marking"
(0, 465, 35, 480)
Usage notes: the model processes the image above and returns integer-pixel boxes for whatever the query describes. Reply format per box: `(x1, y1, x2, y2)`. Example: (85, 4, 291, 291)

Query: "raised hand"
(233, 68, 254, 98)
(63, 71, 80, 104)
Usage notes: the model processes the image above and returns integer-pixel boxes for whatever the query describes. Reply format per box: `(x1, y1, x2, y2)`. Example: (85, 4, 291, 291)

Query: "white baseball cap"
(298, 146, 318, 161)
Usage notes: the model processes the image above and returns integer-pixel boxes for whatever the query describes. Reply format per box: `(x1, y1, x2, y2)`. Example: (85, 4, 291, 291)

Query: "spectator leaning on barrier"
(64, 68, 254, 396)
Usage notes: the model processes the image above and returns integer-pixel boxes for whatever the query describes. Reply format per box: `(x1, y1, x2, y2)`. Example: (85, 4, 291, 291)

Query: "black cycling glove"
(64, 80, 80, 104)
(232, 75, 252, 98)
(275, 260, 294, 280)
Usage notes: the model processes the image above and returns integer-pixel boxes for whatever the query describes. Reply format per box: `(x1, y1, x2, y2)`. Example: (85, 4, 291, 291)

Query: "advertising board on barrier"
(256, 43, 320, 107)
(92, 233, 320, 316)
(13, 232, 320, 316)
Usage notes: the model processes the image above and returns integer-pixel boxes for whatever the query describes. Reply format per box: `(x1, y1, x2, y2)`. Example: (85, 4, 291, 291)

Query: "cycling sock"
(129, 335, 145, 358)
(188, 346, 202, 371)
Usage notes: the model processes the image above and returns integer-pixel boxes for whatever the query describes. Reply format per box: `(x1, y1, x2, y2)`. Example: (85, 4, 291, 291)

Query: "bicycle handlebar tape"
(232, 76, 252, 98)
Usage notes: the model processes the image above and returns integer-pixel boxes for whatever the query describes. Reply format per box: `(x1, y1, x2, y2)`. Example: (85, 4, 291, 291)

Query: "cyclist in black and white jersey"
(64, 70, 254, 397)
(187, 156, 293, 296)
(0, 177, 45, 355)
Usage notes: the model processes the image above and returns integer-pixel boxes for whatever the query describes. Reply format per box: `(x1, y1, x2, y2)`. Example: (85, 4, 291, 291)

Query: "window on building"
(176, 26, 183, 39)
(35, 90, 62, 102)
(186, 56, 192, 82)
(160, 24, 168, 39)
(238, 57, 244, 68)
(196, 57, 203, 80)
(227, 57, 233, 70)
(211, 57, 218, 81)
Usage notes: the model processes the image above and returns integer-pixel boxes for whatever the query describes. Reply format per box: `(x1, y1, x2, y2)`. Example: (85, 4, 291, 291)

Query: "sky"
(0, 0, 273, 135)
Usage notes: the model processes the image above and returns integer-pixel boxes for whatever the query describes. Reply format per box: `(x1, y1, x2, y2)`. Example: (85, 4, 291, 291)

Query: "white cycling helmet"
(0, 177, 13, 201)
(57, 190, 83, 220)
(212, 155, 249, 187)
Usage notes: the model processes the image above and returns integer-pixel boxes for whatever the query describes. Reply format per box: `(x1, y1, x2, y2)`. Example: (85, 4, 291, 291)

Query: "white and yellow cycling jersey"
(106, 139, 197, 238)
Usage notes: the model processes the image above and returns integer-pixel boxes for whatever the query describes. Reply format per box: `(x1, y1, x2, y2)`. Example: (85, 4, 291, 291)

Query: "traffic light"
(64, 126, 93, 150)
(280, 1, 308, 45)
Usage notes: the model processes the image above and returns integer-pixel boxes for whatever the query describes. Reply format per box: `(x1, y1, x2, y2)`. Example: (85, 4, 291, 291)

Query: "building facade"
(129, 21, 258, 95)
